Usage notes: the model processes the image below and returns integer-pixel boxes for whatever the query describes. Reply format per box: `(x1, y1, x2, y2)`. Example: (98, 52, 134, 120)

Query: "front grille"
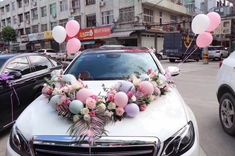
(33, 136, 160, 156)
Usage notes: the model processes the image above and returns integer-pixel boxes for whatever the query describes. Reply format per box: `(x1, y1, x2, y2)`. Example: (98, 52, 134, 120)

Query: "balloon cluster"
(191, 12, 221, 48)
(52, 20, 81, 55)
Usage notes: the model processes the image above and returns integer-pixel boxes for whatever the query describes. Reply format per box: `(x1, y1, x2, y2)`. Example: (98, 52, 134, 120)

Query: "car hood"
(16, 81, 188, 142)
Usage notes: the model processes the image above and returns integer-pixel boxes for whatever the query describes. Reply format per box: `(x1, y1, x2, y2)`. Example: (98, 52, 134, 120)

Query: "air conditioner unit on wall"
(100, 1, 105, 7)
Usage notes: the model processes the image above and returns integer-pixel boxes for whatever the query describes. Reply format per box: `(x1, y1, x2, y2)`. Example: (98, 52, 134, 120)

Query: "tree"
(1, 26, 16, 43)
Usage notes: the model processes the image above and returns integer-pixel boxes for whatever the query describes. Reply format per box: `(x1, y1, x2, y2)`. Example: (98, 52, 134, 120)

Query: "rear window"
(66, 52, 159, 80)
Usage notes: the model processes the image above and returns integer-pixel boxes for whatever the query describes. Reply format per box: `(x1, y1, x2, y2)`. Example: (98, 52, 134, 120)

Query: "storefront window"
(102, 10, 113, 25)
(143, 8, 153, 23)
(31, 8, 38, 20)
(32, 25, 39, 33)
(119, 7, 134, 23)
(86, 14, 96, 27)
(50, 3, 57, 17)
(60, 0, 68, 12)
(41, 6, 47, 17)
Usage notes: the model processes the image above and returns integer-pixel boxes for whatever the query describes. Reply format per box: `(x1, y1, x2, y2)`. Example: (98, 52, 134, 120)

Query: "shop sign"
(28, 33, 38, 41)
(21, 35, 29, 42)
(78, 28, 94, 41)
(37, 32, 44, 40)
(94, 26, 112, 39)
(44, 31, 53, 40)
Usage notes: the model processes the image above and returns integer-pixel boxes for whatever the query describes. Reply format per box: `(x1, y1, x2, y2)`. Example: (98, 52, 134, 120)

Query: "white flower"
(104, 110, 113, 118)
(131, 95, 137, 102)
(107, 102, 116, 110)
(73, 115, 80, 122)
(97, 103, 106, 112)
(83, 114, 91, 122)
(71, 82, 82, 90)
(81, 108, 89, 115)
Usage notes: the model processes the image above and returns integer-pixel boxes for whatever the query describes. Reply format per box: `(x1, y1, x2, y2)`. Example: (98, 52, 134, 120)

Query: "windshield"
(66, 52, 159, 80)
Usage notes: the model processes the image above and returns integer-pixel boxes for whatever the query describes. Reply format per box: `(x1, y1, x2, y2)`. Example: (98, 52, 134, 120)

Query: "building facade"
(0, 0, 191, 52)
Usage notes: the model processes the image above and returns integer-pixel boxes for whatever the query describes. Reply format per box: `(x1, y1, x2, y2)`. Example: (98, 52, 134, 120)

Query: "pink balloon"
(139, 81, 154, 96)
(66, 38, 81, 54)
(76, 88, 94, 103)
(66, 20, 80, 37)
(207, 12, 221, 32)
(114, 92, 128, 107)
(196, 32, 213, 48)
(125, 103, 140, 118)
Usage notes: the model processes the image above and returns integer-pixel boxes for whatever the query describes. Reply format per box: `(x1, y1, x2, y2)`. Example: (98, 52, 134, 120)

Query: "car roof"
(83, 47, 150, 54)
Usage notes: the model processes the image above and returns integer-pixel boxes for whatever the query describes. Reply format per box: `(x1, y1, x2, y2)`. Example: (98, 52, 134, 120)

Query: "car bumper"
(6, 139, 20, 156)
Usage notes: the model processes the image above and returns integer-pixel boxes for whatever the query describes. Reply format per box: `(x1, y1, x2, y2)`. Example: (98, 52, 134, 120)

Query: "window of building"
(24, 0, 29, 6)
(159, 11, 162, 17)
(6, 18, 11, 25)
(86, 0, 95, 5)
(13, 16, 17, 24)
(6, 4, 10, 12)
(60, 0, 68, 12)
(12, 2, 15, 10)
(59, 19, 68, 28)
(18, 14, 23, 23)
(102, 10, 113, 25)
(25, 27, 31, 34)
(50, 3, 57, 17)
(29, 56, 52, 72)
(119, 7, 134, 23)
(50, 22, 57, 30)
(74, 16, 81, 24)
(41, 24, 47, 32)
(5, 57, 31, 75)
(1, 20, 6, 27)
(25, 12, 30, 23)
(18, 28, 24, 35)
(143, 8, 153, 23)
(86, 14, 96, 27)
(32, 25, 38, 33)
(0, 7, 4, 15)
(17, 0, 23, 8)
(170, 15, 177, 23)
(32, 8, 38, 20)
(41, 6, 47, 17)
(72, 0, 80, 9)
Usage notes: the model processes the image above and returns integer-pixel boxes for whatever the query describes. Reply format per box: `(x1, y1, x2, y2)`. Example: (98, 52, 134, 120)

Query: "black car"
(0, 53, 62, 132)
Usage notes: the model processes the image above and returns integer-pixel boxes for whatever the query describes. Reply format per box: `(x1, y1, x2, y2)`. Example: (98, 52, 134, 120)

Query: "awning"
(111, 31, 134, 38)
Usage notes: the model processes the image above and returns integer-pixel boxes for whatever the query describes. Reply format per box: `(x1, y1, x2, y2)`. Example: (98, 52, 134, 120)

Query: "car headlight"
(161, 121, 195, 156)
(10, 125, 33, 156)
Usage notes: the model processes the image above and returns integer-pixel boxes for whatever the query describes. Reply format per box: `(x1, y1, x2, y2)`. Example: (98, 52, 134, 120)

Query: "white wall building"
(0, 0, 191, 52)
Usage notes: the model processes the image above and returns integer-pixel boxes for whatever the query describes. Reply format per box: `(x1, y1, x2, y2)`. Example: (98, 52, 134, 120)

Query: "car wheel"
(219, 93, 235, 136)
(158, 55, 163, 60)
(169, 59, 175, 63)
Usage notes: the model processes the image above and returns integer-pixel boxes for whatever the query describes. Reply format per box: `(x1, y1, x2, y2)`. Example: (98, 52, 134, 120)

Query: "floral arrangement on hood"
(42, 69, 174, 143)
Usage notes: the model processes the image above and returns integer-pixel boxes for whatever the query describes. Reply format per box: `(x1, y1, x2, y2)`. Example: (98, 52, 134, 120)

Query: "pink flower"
(90, 95, 98, 101)
(42, 86, 53, 96)
(116, 107, 125, 116)
(107, 94, 115, 102)
(127, 91, 134, 99)
(85, 97, 97, 109)
(140, 104, 147, 111)
(135, 91, 144, 98)
(89, 111, 96, 117)
(147, 69, 153, 74)
(149, 71, 157, 78)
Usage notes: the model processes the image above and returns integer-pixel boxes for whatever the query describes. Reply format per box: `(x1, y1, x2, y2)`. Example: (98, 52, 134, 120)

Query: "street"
(1, 60, 235, 156)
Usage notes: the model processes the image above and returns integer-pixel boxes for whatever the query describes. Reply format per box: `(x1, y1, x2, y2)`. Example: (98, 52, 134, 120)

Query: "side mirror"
(9, 71, 22, 80)
(166, 66, 180, 76)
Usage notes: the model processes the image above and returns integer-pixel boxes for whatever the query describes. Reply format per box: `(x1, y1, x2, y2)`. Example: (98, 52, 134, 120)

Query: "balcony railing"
(142, 0, 189, 15)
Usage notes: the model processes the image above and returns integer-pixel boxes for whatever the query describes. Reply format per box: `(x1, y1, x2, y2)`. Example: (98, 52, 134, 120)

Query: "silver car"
(208, 46, 229, 60)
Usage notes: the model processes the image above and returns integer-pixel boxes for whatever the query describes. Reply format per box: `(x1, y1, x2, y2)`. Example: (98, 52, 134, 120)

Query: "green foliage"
(1, 26, 16, 42)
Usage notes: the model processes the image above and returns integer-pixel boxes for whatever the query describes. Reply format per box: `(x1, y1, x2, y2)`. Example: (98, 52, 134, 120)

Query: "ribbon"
(0, 73, 21, 122)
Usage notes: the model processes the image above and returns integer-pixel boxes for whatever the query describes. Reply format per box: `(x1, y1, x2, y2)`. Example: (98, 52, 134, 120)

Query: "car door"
(28, 55, 61, 98)
(0, 56, 33, 129)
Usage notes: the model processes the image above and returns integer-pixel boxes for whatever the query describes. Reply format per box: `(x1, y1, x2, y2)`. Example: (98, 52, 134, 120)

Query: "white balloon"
(52, 26, 67, 44)
(191, 14, 210, 34)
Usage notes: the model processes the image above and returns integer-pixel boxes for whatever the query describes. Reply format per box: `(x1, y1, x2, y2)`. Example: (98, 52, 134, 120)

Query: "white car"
(37, 49, 66, 60)
(208, 46, 229, 60)
(217, 51, 235, 136)
(7, 47, 199, 156)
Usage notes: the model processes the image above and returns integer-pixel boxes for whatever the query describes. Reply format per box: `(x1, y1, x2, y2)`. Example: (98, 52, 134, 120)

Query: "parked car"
(0, 53, 62, 132)
(208, 46, 229, 60)
(155, 49, 167, 60)
(37, 49, 66, 60)
(217, 51, 235, 136)
(7, 47, 199, 156)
